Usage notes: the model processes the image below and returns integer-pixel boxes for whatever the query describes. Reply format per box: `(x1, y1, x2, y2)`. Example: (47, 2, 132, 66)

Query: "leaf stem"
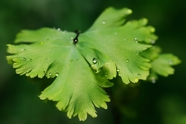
(73, 30, 81, 44)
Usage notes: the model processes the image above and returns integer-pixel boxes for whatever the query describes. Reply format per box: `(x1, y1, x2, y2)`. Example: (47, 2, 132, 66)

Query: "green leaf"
(7, 28, 113, 121)
(80, 7, 157, 83)
(140, 46, 181, 82)
(6, 6, 180, 121)
(7, 28, 75, 78)
(39, 47, 112, 121)
(151, 54, 181, 77)
(87, 7, 132, 31)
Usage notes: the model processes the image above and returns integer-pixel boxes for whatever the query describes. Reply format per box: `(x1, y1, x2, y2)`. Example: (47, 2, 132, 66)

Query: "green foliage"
(6, 7, 181, 121)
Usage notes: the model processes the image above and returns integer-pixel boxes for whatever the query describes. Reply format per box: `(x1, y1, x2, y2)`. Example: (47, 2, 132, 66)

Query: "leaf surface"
(6, 7, 179, 121)
(151, 54, 181, 77)
(80, 7, 157, 83)
(7, 28, 113, 121)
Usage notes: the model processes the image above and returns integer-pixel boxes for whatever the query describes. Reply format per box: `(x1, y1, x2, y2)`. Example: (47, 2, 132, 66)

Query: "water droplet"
(57, 28, 61, 31)
(134, 38, 138, 43)
(22, 57, 26, 61)
(150, 39, 155, 44)
(168, 59, 173, 65)
(26, 70, 30, 74)
(22, 48, 26, 51)
(117, 69, 120, 72)
(106, 62, 109, 65)
(55, 72, 59, 77)
(136, 51, 142, 55)
(92, 58, 97, 64)
(118, 72, 121, 76)
(73, 37, 78, 43)
(102, 20, 106, 24)
(124, 38, 126, 41)
(49, 72, 52, 76)
(134, 78, 139, 83)
(71, 37, 74, 40)
(115, 32, 118, 35)
(126, 59, 129, 63)
(152, 79, 156, 84)
(137, 74, 141, 78)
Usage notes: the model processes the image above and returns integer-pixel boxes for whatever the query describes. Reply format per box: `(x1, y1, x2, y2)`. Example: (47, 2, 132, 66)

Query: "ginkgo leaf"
(6, 6, 180, 121)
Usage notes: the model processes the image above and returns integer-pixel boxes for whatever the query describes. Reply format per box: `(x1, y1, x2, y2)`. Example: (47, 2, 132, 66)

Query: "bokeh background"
(0, 0, 185, 124)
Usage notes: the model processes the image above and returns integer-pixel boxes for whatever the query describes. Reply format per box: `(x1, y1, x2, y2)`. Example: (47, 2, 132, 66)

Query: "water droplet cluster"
(134, 38, 138, 43)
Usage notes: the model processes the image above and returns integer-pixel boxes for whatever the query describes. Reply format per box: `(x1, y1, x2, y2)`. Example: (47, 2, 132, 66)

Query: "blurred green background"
(0, 0, 185, 124)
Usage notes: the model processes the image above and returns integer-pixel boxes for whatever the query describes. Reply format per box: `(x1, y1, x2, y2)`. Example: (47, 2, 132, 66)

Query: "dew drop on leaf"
(57, 28, 61, 31)
(168, 59, 173, 65)
(92, 58, 97, 64)
(115, 32, 118, 35)
(152, 79, 156, 84)
(62, 30, 66, 34)
(134, 38, 138, 43)
(55, 72, 59, 77)
(102, 20, 106, 24)
(134, 78, 139, 83)
(26, 70, 30, 74)
(137, 74, 141, 78)
(118, 73, 121, 76)
(124, 38, 126, 41)
(117, 69, 120, 72)
(150, 39, 155, 44)
(134, 38, 137, 41)
(22, 57, 26, 61)
(126, 59, 129, 63)
(49, 72, 52, 76)
(22, 48, 26, 51)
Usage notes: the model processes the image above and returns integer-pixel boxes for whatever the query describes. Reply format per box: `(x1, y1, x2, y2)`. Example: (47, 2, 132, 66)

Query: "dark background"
(0, 0, 185, 124)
